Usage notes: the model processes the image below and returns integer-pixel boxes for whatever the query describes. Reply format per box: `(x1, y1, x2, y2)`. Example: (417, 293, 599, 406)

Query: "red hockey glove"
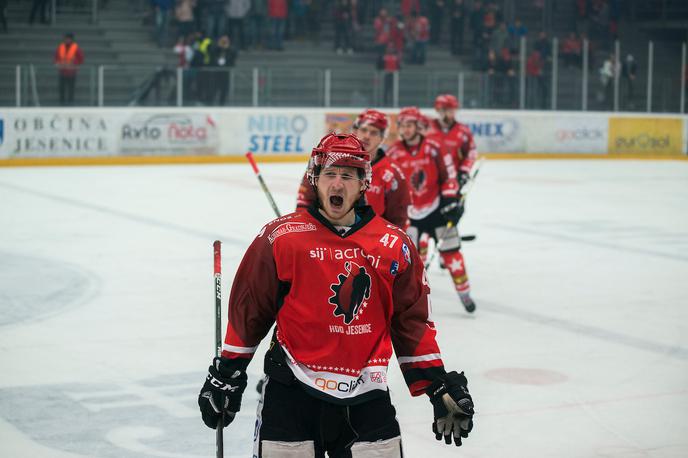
(427, 371, 474, 446)
(198, 357, 247, 429)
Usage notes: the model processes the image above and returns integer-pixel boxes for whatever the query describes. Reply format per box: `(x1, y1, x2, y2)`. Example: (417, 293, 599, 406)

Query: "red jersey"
(427, 119, 478, 175)
(221, 207, 445, 403)
(386, 136, 458, 220)
(296, 151, 412, 230)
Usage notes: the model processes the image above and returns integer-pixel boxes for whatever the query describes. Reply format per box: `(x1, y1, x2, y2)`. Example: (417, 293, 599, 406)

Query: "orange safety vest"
(57, 43, 79, 64)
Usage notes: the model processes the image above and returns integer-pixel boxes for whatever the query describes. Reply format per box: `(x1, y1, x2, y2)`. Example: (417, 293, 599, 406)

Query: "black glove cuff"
(214, 356, 249, 378)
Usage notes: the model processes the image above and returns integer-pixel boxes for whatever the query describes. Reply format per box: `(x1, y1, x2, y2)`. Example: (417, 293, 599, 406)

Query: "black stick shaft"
(213, 240, 224, 458)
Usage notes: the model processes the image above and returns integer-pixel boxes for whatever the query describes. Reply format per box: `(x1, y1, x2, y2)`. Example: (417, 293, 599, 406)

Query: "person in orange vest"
(53, 32, 84, 106)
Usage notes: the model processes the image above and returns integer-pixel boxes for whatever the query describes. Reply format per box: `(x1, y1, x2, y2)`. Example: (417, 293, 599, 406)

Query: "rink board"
(0, 108, 686, 166)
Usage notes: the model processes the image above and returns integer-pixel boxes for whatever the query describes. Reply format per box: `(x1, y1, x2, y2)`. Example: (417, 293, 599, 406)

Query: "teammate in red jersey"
(426, 94, 478, 312)
(199, 133, 475, 456)
(297, 109, 412, 229)
(387, 106, 476, 313)
(427, 94, 478, 187)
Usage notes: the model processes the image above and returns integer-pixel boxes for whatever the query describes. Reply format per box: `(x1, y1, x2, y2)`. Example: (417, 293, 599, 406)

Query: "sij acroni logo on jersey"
(390, 260, 399, 276)
(329, 261, 371, 325)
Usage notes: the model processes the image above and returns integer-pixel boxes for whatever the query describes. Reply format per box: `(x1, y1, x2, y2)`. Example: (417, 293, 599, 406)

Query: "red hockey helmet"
(434, 94, 460, 110)
(307, 133, 372, 187)
(396, 106, 424, 125)
(353, 109, 389, 137)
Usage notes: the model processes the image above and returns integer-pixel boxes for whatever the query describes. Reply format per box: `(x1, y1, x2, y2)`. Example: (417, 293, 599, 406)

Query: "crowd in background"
(141, 0, 639, 108)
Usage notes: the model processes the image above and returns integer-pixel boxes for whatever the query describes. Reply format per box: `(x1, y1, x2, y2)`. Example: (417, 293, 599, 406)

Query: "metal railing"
(2, 40, 686, 113)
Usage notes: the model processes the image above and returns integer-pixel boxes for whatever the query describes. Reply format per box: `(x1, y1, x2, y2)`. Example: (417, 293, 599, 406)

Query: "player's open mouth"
(329, 195, 344, 209)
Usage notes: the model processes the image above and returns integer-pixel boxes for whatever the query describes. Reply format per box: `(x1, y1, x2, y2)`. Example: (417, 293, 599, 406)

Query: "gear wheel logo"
(329, 261, 372, 325)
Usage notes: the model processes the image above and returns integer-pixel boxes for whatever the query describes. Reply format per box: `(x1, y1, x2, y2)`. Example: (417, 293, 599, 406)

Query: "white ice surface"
(0, 160, 687, 458)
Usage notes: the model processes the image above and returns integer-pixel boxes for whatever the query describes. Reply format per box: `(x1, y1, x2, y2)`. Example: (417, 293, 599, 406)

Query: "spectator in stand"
(374, 8, 393, 59)
(174, 34, 195, 103)
(175, 0, 196, 40)
(268, 0, 287, 50)
(209, 35, 237, 105)
(469, 0, 485, 68)
(526, 49, 547, 108)
(428, 0, 446, 45)
(202, 0, 226, 39)
(152, 0, 174, 47)
(534, 30, 551, 62)
(333, 0, 354, 54)
(191, 30, 213, 104)
(391, 13, 405, 61)
(410, 10, 429, 64)
(0, 0, 8, 32)
(622, 53, 637, 109)
(507, 18, 527, 53)
(248, 0, 267, 49)
(401, 0, 420, 22)
(290, 0, 309, 41)
(484, 48, 497, 106)
(54, 32, 84, 106)
(598, 53, 618, 110)
(489, 21, 508, 54)
(305, 0, 322, 46)
(174, 34, 195, 68)
(496, 47, 516, 107)
(226, 0, 249, 50)
(380, 43, 400, 106)
(575, 0, 589, 35)
(449, 0, 465, 55)
(561, 32, 582, 67)
(29, 0, 50, 25)
(482, 2, 499, 39)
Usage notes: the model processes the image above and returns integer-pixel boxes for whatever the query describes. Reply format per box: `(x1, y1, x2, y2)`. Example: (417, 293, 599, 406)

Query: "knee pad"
(261, 440, 315, 457)
(434, 224, 461, 252)
(351, 436, 402, 457)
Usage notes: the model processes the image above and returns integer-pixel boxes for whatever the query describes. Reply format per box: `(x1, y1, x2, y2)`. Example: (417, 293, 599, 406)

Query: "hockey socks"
(418, 232, 430, 263)
(439, 250, 469, 294)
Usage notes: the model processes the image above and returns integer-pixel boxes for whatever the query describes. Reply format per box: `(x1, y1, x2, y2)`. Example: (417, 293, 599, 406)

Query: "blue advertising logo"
(248, 115, 308, 154)
(0, 118, 4, 146)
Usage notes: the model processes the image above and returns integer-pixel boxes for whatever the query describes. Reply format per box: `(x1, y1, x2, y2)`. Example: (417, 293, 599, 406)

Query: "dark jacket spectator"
(267, 0, 287, 50)
(561, 32, 582, 67)
(333, 0, 354, 54)
(429, 0, 447, 45)
(209, 35, 238, 105)
(534, 30, 551, 62)
(448, 0, 465, 55)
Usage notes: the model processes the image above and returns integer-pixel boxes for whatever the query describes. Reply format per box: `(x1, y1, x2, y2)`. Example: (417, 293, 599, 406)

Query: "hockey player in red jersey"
(427, 94, 478, 186)
(297, 109, 412, 229)
(199, 133, 475, 456)
(387, 106, 476, 313)
(426, 94, 478, 312)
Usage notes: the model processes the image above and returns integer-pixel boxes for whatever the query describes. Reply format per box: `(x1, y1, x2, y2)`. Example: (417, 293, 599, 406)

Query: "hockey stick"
(245, 152, 282, 218)
(424, 158, 484, 269)
(213, 240, 224, 458)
